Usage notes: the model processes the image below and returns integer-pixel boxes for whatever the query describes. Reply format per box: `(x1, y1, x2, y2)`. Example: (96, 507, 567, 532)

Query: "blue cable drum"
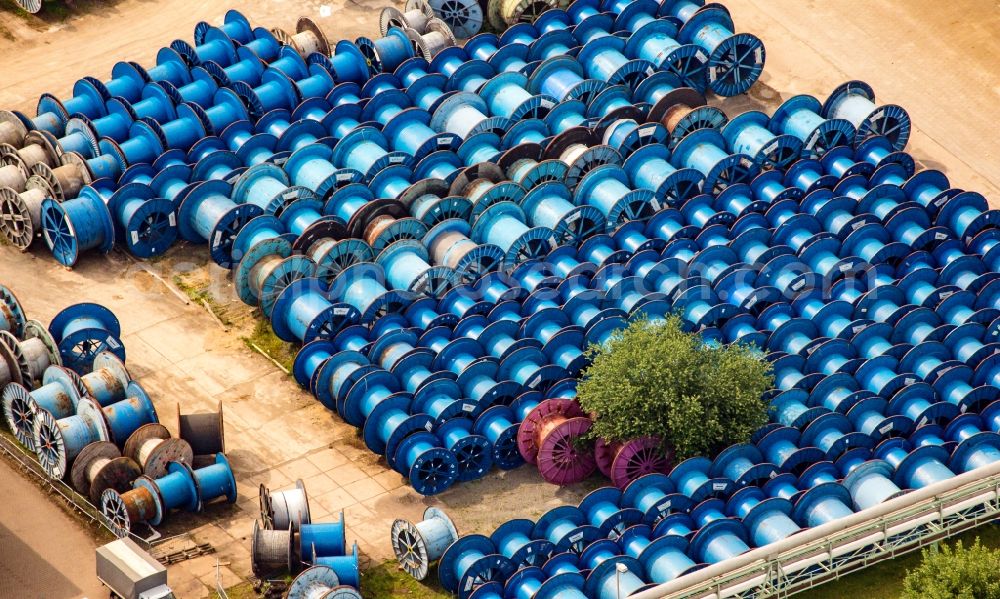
(171, 25, 240, 68)
(619, 524, 699, 583)
(544, 100, 588, 136)
(202, 48, 267, 89)
(672, 129, 758, 195)
(577, 36, 655, 92)
(32, 79, 112, 138)
(875, 438, 955, 489)
(82, 120, 167, 182)
(438, 535, 515, 598)
(520, 182, 607, 246)
(823, 80, 911, 151)
(231, 69, 301, 121)
(271, 277, 360, 344)
(527, 57, 608, 106)
(285, 143, 360, 202)
(623, 143, 704, 207)
(790, 482, 855, 528)
(575, 163, 663, 228)
(394, 430, 460, 496)
(176, 180, 263, 266)
(232, 162, 315, 216)
(769, 94, 856, 159)
(602, 119, 670, 158)
(676, 6, 764, 97)
(619, 6, 709, 93)
(527, 30, 578, 64)
(376, 239, 456, 297)
(431, 92, 512, 140)
(580, 542, 648, 599)
(32, 398, 111, 479)
(842, 459, 905, 510)
(329, 263, 416, 324)
(473, 406, 526, 470)
(855, 136, 916, 176)
(726, 486, 801, 547)
(99, 383, 159, 446)
(722, 111, 803, 171)
(105, 183, 178, 258)
(471, 201, 555, 266)
(480, 72, 557, 122)
(48, 303, 125, 376)
(935, 191, 1000, 246)
(331, 127, 411, 182)
(382, 107, 462, 160)
(40, 185, 116, 268)
(436, 417, 494, 481)
(532, 505, 602, 555)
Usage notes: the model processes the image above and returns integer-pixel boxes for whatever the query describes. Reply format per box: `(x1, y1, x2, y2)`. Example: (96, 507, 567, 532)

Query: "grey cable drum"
(251, 519, 297, 578)
(260, 478, 312, 531)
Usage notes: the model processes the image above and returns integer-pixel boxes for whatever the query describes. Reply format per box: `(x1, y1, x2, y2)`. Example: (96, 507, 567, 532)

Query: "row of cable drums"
(0, 286, 235, 536)
(6, 0, 996, 514)
(0, 0, 769, 264)
(0, 1, 771, 497)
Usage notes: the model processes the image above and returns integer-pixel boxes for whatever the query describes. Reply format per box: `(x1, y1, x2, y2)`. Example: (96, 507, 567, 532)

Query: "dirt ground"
(0, 0, 998, 597)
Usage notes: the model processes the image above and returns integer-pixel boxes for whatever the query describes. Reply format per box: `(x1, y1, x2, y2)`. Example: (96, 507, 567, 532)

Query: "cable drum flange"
(106, 183, 178, 258)
(429, 0, 484, 38)
(0, 151, 30, 193)
(0, 283, 26, 339)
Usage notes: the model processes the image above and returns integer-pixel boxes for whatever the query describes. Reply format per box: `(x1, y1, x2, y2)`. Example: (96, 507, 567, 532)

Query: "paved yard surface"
(0, 458, 106, 599)
(0, 0, 997, 597)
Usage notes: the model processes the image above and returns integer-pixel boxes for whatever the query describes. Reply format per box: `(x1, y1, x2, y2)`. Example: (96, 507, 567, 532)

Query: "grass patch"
(172, 273, 234, 327)
(807, 520, 1000, 599)
(242, 319, 296, 374)
(361, 560, 450, 599)
(212, 582, 258, 599)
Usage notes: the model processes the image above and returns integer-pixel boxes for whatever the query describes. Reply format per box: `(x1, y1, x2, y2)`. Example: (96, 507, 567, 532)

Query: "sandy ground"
(0, 0, 998, 597)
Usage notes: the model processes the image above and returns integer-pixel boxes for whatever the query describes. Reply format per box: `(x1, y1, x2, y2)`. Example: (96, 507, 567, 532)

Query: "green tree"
(577, 316, 772, 460)
(901, 539, 1000, 599)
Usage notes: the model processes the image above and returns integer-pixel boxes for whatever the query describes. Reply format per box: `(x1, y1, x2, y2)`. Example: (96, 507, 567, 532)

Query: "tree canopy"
(577, 316, 773, 460)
